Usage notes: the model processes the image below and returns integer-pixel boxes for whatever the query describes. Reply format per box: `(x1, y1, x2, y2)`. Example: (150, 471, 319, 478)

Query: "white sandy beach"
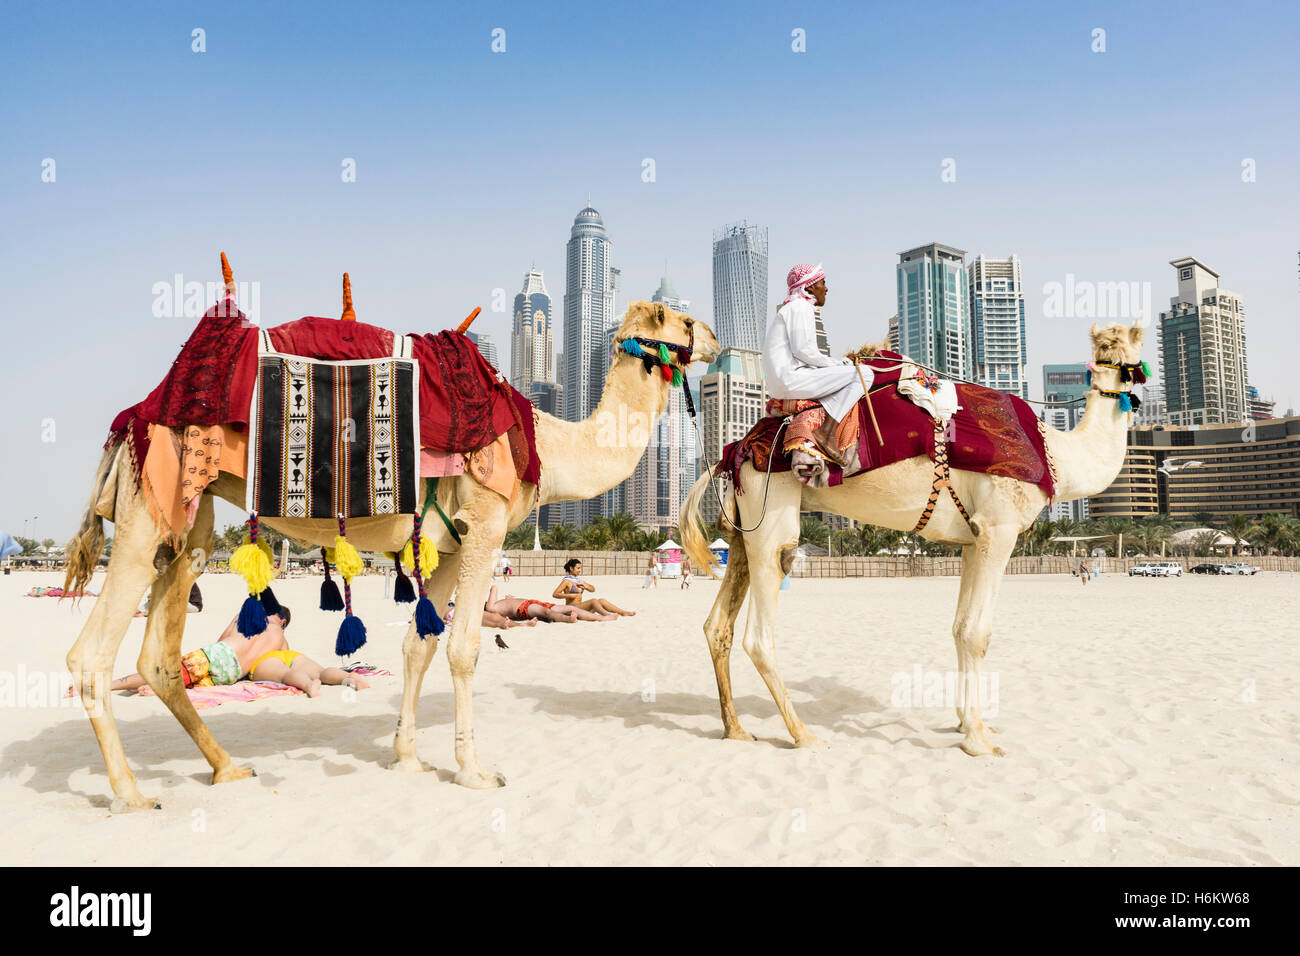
(1, 568, 1296, 866)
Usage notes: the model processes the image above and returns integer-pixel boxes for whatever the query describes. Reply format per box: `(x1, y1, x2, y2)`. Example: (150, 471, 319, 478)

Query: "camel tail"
(63, 441, 120, 600)
(682, 469, 724, 578)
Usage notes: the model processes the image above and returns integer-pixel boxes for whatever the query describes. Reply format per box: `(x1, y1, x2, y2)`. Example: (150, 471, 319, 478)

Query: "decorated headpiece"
(781, 263, 826, 306)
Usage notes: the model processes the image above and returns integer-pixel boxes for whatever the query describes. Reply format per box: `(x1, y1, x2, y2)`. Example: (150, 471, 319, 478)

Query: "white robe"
(762, 298, 870, 422)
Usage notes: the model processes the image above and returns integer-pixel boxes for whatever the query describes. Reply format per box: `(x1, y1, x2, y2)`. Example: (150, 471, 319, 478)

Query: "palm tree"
(1253, 513, 1291, 556)
(1099, 518, 1131, 557)
(577, 522, 611, 550)
(543, 523, 577, 550)
(799, 517, 829, 549)
(1224, 513, 1253, 556)
(1188, 530, 1219, 556)
(503, 524, 534, 550)
(603, 512, 640, 551)
(1192, 511, 1215, 529)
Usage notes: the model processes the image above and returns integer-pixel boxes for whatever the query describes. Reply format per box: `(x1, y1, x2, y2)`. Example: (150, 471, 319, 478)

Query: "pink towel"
(135, 680, 304, 710)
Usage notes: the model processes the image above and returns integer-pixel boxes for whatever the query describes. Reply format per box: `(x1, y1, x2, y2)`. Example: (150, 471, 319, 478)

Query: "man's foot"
(791, 450, 830, 487)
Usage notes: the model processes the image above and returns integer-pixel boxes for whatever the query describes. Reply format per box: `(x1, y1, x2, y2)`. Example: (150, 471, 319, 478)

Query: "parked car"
(1221, 562, 1261, 575)
(1130, 561, 1182, 577)
(1190, 563, 1230, 575)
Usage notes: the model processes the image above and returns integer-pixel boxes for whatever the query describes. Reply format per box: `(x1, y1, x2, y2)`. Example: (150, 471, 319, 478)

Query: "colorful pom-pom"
(335, 614, 368, 657)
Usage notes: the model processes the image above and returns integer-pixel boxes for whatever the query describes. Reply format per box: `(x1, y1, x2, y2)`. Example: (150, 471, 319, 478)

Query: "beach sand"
(2, 568, 1296, 866)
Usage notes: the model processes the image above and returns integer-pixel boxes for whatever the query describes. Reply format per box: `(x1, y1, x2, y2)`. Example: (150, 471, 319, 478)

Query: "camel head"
(614, 301, 721, 371)
(1088, 322, 1147, 392)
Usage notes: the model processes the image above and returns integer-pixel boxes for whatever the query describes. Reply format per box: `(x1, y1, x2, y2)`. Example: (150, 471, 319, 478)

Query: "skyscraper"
(511, 267, 554, 394)
(699, 348, 766, 523)
(651, 275, 698, 505)
(712, 222, 769, 351)
(1157, 258, 1249, 426)
(464, 330, 499, 370)
(897, 243, 969, 379)
(561, 204, 619, 526)
(968, 255, 1028, 398)
(1041, 363, 1090, 521)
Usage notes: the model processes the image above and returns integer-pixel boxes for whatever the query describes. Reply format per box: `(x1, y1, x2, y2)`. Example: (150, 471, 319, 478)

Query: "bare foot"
(599, 613, 619, 622)
(524, 619, 538, 627)
(342, 675, 370, 691)
(307, 678, 322, 698)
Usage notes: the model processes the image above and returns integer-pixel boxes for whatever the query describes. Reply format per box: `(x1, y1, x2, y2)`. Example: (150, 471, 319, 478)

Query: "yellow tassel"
(324, 547, 336, 564)
(399, 539, 438, 578)
(231, 538, 274, 596)
(333, 534, 363, 581)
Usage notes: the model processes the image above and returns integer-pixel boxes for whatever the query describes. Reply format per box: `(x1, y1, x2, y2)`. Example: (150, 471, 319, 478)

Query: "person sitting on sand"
(552, 558, 635, 617)
(247, 641, 369, 698)
(485, 584, 618, 623)
(104, 607, 294, 693)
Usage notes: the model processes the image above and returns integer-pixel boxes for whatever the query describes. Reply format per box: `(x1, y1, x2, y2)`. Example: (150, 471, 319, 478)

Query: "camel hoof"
(454, 767, 507, 789)
(795, 734, 830, 750)
(959, 738, 1006, 757)
(212, 763, 255, 785)
(723, 727, 756, 742)
(110, 794, 161, 814)
(387, 757, 434, 773)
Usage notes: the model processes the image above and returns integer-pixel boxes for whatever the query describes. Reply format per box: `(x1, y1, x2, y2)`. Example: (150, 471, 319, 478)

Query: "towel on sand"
(134, 680, 304, 710)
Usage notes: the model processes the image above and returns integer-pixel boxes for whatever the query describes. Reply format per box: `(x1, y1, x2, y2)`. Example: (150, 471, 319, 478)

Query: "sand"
(1, 568, 1296, 866)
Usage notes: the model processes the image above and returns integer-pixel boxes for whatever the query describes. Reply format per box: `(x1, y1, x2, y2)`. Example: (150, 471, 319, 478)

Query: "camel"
(682, 322, 1146, 757)
(64, 256, 720, 811)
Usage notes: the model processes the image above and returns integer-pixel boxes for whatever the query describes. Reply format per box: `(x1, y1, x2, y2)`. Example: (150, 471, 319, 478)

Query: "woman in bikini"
(552, 559, 635, 616)
(248, 642, 370, 698)
(485, 584, 617, 623)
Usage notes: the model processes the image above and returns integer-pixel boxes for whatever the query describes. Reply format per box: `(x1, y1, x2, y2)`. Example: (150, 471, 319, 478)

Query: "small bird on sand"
(495, 635, 508, 650)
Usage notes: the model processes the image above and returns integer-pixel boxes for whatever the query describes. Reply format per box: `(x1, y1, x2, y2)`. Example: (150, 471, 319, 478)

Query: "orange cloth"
(219, 426, 247, 478)
(466, 432, 520, 504)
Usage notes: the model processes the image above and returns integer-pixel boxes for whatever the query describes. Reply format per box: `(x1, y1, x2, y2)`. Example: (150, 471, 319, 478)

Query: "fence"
(501, 550, 1300, 579)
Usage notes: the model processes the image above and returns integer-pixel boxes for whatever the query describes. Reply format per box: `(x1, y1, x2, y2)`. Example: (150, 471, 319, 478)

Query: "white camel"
(64, 257, 719, 811)
(682, 322, 1146, 756)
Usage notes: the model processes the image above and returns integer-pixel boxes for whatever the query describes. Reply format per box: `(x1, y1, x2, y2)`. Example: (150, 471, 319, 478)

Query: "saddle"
(107, 303, 540, 540)
(718, 354, 1058, 525)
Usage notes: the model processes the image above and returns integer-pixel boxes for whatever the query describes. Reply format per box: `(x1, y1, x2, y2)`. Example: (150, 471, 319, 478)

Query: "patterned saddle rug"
(718, 354, 1058, 500)
(246, 341, 420, 519)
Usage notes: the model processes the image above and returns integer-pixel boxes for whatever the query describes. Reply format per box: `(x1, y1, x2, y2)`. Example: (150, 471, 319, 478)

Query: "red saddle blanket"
(109, 304, 539, 487)
(719, 353, 1056, 499)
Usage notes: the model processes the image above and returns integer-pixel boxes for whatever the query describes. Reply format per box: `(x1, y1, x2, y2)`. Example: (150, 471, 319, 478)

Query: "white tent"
(708, 537, 729, 550)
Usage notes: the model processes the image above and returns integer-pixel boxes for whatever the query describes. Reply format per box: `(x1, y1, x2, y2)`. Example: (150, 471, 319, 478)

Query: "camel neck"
(537, 357, 671, 503)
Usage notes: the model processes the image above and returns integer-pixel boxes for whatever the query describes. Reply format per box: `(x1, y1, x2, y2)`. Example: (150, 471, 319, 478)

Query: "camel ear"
(1088, 323, 1102, 342)
(654, 303, 666, 326)
(1127, 323, 1144, 347)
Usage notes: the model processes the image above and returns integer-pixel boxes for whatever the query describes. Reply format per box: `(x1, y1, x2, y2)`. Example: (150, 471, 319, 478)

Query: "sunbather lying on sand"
(99, 608, 294, 694)
(484, 584, 618, 623)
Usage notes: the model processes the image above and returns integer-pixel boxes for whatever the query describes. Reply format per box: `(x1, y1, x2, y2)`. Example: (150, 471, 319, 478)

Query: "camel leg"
(703, 533, 753, 740)
(445, 501, 507, 789)
(390, 548, 464, 772)
(66, 488, 163, 812)
(951, 521, 1017, 757)
(737, 479, 825, 748)
(135, 497, 253, 785)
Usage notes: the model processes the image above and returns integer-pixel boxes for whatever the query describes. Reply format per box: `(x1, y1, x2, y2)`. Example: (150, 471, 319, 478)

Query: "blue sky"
(3, 0, 1299, 539)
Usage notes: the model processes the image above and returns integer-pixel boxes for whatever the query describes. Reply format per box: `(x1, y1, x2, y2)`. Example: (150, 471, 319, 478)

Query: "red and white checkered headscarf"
(781, 262, 825, 306)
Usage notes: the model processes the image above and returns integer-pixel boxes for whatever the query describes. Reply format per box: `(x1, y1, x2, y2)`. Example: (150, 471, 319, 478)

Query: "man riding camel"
(762, 263, 872, 485)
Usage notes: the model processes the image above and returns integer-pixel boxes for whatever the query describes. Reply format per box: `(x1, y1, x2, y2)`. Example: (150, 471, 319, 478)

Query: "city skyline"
(6, 1, 1299, 538)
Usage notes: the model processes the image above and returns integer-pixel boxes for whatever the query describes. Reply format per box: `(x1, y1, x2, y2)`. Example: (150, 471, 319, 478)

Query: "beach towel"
(719, 352, 1056, 499)
(247, 352, 420, 519)
(134, 680, 305, 710)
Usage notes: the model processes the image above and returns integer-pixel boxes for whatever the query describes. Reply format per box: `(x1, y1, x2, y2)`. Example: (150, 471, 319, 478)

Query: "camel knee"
(741, 629, 775, 668)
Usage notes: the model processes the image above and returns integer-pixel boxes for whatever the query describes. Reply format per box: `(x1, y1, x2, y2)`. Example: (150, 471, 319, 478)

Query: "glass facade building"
(896, 243, 970, 379)
(968, 255, 1028, 398)
(712, 222, 769, 352)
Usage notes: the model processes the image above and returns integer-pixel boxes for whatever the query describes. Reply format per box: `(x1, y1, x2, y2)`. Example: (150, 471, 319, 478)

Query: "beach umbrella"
(0, 533, 20, 559)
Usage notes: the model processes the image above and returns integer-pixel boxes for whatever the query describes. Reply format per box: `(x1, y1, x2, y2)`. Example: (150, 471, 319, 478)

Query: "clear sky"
(4, 0, 1298, 540)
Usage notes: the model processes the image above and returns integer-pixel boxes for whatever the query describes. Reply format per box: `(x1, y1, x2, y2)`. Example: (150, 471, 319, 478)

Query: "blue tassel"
(237, 595, 268, 637)
(320, 576, 344, 611)
(335, 614, 368, 657)
(1085, 369, 1092, 387)
(394, 571, 416, 604)
(259, 586, 282, 616)
(414, 595, 444, 638)
(621, 339, 642, 357)
(1118, 392, 1132, 412)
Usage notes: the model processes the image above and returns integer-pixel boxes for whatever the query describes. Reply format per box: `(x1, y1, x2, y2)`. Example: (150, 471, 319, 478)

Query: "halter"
(1086, 359, 1148, 413)
(617, 312, 694, 387)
